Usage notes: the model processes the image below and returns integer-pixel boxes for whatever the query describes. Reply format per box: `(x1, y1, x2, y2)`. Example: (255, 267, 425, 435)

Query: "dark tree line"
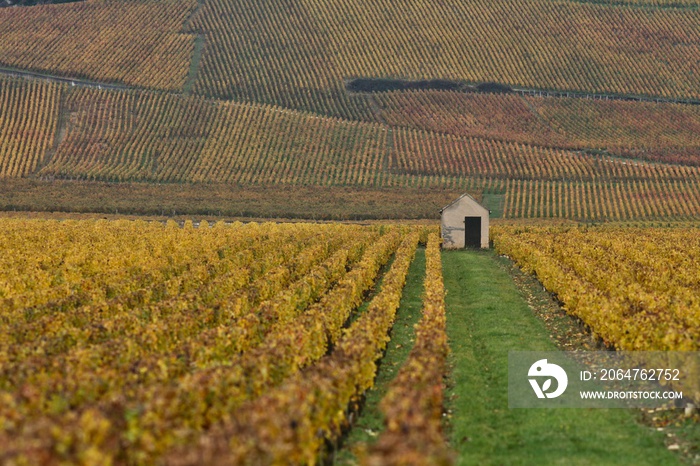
(2, 0, 82, 7)
(345, 78, 514, 94)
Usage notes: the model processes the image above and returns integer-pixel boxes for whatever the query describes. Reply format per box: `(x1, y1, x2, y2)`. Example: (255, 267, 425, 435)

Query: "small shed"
(440, 194, 489, 249)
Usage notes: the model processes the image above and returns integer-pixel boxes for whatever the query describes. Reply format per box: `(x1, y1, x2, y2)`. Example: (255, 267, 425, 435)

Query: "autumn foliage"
(365, 233, 453, 466)
(0, 219, 442, 464)
(491, 225, 700, 352)
(0, 0, 196, 91)
(0, 78, 60, 177)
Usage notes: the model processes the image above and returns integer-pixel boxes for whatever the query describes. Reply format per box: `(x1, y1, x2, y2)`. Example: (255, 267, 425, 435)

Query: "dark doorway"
(464, 217, 481, 248)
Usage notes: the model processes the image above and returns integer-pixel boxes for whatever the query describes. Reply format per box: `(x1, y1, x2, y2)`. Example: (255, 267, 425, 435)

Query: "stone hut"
(440, 194, 489, 249)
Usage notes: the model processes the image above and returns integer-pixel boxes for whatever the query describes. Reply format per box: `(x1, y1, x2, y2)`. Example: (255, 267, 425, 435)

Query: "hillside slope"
(1, 0, 699, 220)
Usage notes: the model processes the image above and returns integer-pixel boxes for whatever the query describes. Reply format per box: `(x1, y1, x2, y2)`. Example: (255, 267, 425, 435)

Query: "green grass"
(183, 33, 205, 95)
(443, 249, 680, 466)
(482, 193, 505, 219)
(333, 248, 426, 465)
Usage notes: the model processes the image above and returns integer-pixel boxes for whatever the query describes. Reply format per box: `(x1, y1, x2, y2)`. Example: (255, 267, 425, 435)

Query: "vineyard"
(368, 91, 700, 166)
(491, 224, 700, 352)
(491, 224, 700, 402)
(34, 85, 700, 221)
(1, 0, 699, 462)
(0, 78, 60, 177)
(43, 85, 700, 185)
(0, 218, 695, 464)
(184, 0, 700, 112)
(500, 179, 700, 221)
(0, 0, 196, 91)
(0, 0, 699, 223)
(6, 77, 700, 183)
(572, 0, 700, 6)
(1, 0, 699, 105)
(0, 179, 462, 220)
(0, 218, 454, 464)
(0, 74, 699, 220)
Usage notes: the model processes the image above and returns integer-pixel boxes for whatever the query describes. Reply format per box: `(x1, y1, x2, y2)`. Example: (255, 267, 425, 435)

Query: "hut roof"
(439, 193, 486, 213)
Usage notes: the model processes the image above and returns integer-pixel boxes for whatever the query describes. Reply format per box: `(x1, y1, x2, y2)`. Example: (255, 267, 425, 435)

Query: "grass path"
(183, 34, 205, 95)
(443, 250, 680, 466)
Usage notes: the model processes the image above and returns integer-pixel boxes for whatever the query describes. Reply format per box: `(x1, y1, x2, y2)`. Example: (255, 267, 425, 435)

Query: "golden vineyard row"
(491, 225, 700, 352)
(491, 225, 700, 402)
(0, 219, 443, 465)
(366, 233, 453, 465)
(165, 232, 421, 464)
